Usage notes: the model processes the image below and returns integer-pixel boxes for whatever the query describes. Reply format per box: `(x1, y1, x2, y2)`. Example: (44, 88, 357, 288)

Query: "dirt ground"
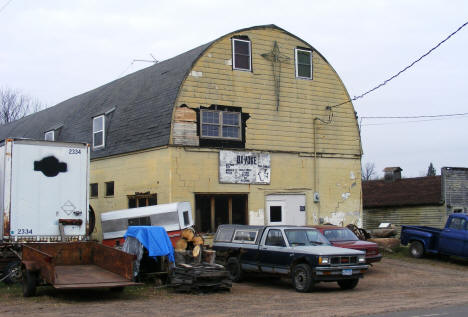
(1, 256, 468, 317)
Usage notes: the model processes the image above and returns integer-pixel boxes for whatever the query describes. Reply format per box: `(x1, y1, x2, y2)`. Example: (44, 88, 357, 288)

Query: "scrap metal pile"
(170, 228, 231, 292)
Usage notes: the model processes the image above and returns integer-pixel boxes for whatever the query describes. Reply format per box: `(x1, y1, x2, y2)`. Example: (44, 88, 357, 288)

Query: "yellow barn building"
(0, 25, 363, 240)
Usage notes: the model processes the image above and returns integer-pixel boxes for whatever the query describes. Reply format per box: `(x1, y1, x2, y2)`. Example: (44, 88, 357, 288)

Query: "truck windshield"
(323, 228, 359, 242)
(285, 229, 330, 246)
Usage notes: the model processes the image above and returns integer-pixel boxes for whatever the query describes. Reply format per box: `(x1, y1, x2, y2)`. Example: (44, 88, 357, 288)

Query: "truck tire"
(3, 261, 22, 285)
(292, 264, 313, 292)
(409, 241, 424, 258)
(22, 269, 37, 297)
(338, 278, 359, 290)
(226, 257, 243, 282)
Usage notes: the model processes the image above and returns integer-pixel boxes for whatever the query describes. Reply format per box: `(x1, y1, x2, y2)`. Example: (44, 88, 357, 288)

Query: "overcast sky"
(1, 0, 467, 178)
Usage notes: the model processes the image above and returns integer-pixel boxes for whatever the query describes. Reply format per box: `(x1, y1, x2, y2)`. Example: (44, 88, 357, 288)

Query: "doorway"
(266, 194, 306, 226)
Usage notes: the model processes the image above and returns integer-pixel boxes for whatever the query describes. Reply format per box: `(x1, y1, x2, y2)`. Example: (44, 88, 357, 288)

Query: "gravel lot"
(1, 256, 468, 317)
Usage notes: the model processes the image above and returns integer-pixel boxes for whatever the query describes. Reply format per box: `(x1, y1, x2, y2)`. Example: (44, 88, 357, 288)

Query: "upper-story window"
(200, 110, 241, 140)
(295, 48, 312, 79)
(93, 115, 105, 149)
(232, 38, 251, 71)
(44, 130, 54, 141)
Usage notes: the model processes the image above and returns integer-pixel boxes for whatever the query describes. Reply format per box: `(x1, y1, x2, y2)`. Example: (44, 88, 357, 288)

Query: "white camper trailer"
(101, 202, 193, 247)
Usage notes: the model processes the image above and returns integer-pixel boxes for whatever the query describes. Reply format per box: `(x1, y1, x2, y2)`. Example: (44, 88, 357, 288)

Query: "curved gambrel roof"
(0, 24, 357, 159)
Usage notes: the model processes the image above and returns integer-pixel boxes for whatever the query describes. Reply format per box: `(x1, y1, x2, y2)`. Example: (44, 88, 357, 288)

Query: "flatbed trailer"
(21, 242, 140, 296)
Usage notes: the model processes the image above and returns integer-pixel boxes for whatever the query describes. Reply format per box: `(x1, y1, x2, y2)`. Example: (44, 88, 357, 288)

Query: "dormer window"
(44, 130, 54, 141)
(232, 38, 251, 71)
(295, 48, 312, 79)
(93, 115, 105, 149)
(200, 110, 241, 140)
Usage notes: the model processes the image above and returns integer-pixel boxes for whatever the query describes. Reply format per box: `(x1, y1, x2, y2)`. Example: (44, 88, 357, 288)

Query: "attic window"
(44, 130, 54, 141)
(232, 38, 251, 71)
(93, 115, 105, 149)
(295, 48, 312, 79)
(200, 110, 241, 140)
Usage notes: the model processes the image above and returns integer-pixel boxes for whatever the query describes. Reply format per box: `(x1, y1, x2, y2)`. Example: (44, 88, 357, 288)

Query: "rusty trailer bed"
(21, 242, 140, 295)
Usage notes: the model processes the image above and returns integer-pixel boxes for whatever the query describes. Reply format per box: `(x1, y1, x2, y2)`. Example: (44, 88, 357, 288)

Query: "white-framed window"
(44, 130, 54, 141)
(295, 48, 312, 79)
(232, 229, 258, 244)
(232, 38, 251, 71)
(93, 115, 105, 149)
(200, 110, 241, 140)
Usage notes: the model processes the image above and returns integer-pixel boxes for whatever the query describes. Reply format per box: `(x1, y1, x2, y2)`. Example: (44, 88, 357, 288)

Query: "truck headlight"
(319, 256, 329, 265)
(358, 255, 366, 263)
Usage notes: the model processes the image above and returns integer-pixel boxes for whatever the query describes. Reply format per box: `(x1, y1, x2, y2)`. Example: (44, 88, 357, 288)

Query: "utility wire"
(0, 0, 13, 14)
(331, 20, 468, 109)
(361, 112, 468, 120)
(361, 114, 468, 126)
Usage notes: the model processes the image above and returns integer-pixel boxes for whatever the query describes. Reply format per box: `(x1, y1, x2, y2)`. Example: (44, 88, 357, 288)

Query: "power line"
(331, 20, 468, 109)
(0, 0, 13, 14)
(361, 115, 468, 126)
(361, 112, 468, 120)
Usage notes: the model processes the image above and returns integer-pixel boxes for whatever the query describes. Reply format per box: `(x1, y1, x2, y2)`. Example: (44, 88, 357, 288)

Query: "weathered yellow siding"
(89, 148, 172, 239)
(363, 205, 447, 232)
(173, 27, 361, 156)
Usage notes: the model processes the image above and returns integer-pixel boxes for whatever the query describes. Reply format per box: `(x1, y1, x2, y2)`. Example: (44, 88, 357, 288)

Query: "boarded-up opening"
(195, 194, 248, 233)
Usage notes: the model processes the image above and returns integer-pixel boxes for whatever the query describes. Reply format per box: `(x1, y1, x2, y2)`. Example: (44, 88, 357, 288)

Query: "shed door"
(266, 194, 306, 226)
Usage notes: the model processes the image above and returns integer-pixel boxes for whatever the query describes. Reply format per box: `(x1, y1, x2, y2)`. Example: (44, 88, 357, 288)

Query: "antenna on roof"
(118, 54, 159, 78)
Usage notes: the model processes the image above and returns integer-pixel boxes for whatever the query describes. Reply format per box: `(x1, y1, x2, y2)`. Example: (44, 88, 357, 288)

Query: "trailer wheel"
(409, 241, 424, 258)
(3, 261, 22, 284)
(292, 264, 313, 292)
(226, 257, 243, 282)
(338, 278, 359, 290)
(22, 269, 37, 297)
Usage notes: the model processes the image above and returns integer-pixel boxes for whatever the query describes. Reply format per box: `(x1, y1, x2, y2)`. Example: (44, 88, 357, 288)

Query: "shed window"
(232, 38, 251, 71)
(90, 183, 98, 198)
(201, 110, 241, 140)
(44, 130, 54, 141)
(295, 48, 312, 79)
(93, 115, 105, 149)
(105, 181, 114, 196)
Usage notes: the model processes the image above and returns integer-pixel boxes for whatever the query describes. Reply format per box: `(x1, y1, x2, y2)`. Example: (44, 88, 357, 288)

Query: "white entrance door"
(266, 194, 306, 226)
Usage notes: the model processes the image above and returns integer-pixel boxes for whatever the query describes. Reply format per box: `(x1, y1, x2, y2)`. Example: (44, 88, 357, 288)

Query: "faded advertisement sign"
(219, 150, 270, 184)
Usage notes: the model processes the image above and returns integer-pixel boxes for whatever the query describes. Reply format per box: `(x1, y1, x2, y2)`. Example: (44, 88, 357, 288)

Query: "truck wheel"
(338, 278, 359, 290)
(292, 264, 313, 292)
(226, 257, 243, 282)
(409, 241, 424, 258)
(3, 261, 22, 284)
(22, 269, 37, 297)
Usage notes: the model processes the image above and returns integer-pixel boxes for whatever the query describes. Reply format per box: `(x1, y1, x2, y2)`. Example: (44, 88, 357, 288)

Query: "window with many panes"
(200, 110, 241, 140)
(93, 115, 105, 149)
(232, 38, 251, 71)
(128, 193, 157, 208)
(44, 130, 54, 141)
(295, 48, 312, 79)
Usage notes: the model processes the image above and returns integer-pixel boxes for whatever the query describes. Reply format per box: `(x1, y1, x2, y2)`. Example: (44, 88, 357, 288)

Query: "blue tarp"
(124, 226, 175, 263)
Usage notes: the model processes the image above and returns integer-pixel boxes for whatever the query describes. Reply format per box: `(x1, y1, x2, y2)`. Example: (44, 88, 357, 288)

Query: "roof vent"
(383, 167, 402, 182)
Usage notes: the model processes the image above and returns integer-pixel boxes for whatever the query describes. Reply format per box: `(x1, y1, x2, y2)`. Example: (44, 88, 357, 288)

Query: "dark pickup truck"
(213, 225, 368, 292)
(401, 213, 468, 259)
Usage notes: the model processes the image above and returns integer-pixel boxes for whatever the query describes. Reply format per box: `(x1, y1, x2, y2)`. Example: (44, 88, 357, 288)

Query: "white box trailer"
(0, 139, 90, 243)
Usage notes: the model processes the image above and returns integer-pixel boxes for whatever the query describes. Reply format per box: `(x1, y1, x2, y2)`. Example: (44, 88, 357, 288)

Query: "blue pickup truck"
(400, 213, 468, 258)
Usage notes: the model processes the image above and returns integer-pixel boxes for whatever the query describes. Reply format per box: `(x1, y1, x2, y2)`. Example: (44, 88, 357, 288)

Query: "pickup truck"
(401, 213, 468, 259)
(212, 225, 368, 292)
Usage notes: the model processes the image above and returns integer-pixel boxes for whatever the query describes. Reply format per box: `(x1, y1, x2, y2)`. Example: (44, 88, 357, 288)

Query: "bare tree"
(0, 87, 44, 124)
(361, 162, 377, 181)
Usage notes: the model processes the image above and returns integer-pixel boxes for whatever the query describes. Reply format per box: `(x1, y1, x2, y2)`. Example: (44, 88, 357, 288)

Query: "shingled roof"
(362, 176, 443, 208)
(0, 42, 212, 159)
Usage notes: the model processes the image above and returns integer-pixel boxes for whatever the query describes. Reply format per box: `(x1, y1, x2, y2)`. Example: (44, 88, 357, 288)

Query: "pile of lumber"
(170, 263, 231, 292)
(170, 228, 230, 292)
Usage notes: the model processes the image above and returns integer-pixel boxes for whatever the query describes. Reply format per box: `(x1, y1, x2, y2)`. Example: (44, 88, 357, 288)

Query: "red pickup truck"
(312, 226, 382, 264)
